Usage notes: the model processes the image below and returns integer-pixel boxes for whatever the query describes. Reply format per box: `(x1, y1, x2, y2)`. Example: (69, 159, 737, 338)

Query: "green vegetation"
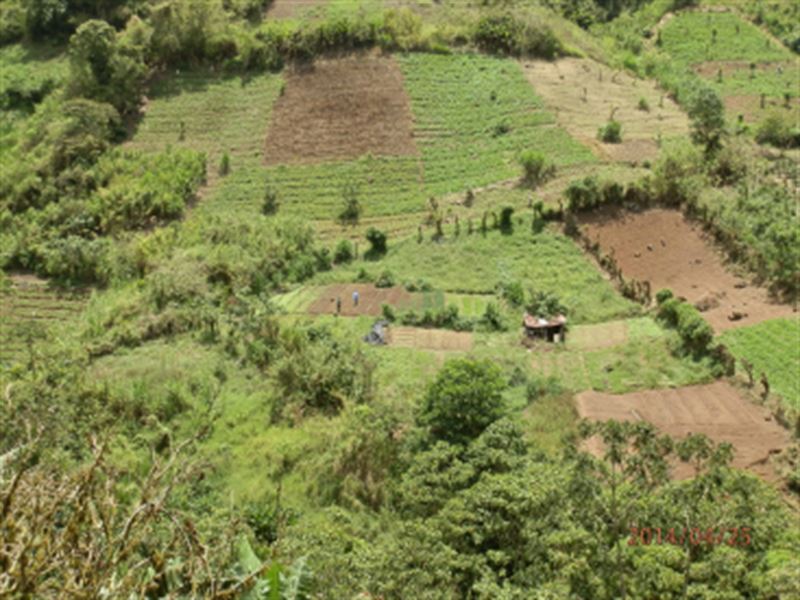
(721, 317, 800, 409)
(2, 0, 800, 596)
(317, 227, 638, 323)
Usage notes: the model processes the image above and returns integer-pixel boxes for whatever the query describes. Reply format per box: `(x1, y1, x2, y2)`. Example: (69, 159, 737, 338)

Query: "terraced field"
(0, 276, 87, 363)
(720, 317, 800, 409)
(660, 11, 799, 122)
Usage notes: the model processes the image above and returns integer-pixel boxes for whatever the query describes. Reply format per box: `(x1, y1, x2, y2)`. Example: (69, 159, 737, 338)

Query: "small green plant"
(499, 207, 514, 234)
(218, 151, 230, 176)
(375, 270, 395, 288)
(333, 240, 354, 264)
(262, 185, 279, 215)
(518, 150, 555, 188)
(597, 120, 622, 143)
(637, 97, 650, 112)
(339, 183, 362, 225)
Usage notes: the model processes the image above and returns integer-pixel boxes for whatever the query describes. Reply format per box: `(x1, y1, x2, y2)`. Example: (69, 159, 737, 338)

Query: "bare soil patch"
(307, 284, 418, 317)
(520, 58, 689, 164)
(723, 94, 799, 123)
(264, 54, 418, 165)
(265, 0, 328, 19)
(387, 326, 474, 351)
(580, 208, 793, 331)
(576, 382, 791, 481)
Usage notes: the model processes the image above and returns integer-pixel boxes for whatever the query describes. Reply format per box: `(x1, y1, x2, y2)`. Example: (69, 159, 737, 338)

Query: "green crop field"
(396, 53, 596, 196)
(720, 317, 800, 409)
(315, 227, 639, 324)
(660, 12, 791, 65)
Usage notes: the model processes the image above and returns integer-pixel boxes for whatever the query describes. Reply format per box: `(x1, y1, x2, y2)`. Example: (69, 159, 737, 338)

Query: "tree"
(687, 85, 725, 155)
(518, 149, 555, 188)
(338, 183, 361, 225)
(418, 358, 507, 445)
(365, 227, 387, 259)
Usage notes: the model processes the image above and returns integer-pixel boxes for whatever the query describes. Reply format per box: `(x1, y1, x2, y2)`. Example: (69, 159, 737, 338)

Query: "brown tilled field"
(521, 57, 689, 163)
(387, 326, 474, 351)
(307, 283, 418, 317)
(264, 54, 418, 165)
(265, 0, 328, 19)
(580, 208, 793, 331)
(576, 381, 791, 481)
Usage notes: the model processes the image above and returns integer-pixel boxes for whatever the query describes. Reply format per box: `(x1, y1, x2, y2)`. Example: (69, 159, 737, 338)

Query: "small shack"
(523, 313, 567, 343)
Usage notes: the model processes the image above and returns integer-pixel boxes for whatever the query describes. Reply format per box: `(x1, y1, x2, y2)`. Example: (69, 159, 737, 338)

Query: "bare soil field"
(264, 54, 418, 165)
(265, 0, 328, 19)
(580, 208, 793, 331)
(576, 381, 791, 481)
(520, 58, 689, 164)
(307, 284, 418, 317)
(387, 326, 473, 351)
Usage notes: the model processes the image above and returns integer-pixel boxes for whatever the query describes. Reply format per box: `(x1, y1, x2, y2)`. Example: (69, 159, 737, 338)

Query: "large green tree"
(417, 358, 507, 445)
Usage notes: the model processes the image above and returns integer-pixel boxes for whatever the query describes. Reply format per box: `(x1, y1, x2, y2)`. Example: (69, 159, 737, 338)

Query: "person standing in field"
(353, 290, 359, 308)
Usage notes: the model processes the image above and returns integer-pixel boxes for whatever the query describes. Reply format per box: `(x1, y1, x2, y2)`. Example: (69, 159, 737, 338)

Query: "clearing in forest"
(0, 275, 87, 362)
(264, 54, 418, 165)
(580, 208, 793, 331)
(576, 381, 791, 481)
(387, 326, 473, 351)
(520, 57, 690, 163)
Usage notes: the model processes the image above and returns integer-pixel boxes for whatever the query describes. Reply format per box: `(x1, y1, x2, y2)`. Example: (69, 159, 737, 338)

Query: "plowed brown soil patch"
(264, 55, 418, 165)
(387, 326, 473, 351)
(521, 58, 689, 164)
(576, 382, 791, 481)
(266, 0, 328, 19)
(307, 284, 418, 317)
(580, 208, 793, 331)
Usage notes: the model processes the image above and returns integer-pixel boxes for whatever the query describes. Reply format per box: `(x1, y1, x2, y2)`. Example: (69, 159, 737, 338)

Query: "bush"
(565, 176, 601, 212)
(381, 303, 396, 322)
(755, 112, 800, 149)
(655, 288, 674, 306)
(526, 290, 565, 319)
(499, 207, 514, 234)
(657, 297, 714, 357)
(597, 119, 622, 143)
(333, 240, 354, 264)
(365, 227, 387, 258)
(637, 97, 650, 112)
(518, 150, 555, 188)
(479, 301, 506, 332)
(498, 280, 525, 307)
(525, 375, 563, 403)
(339, 183, 361, 225)
(473, 14, 561, 59)
(219, 152, 231, 176)
(262, 185, 279, 215)
(375, 270, 395, 288)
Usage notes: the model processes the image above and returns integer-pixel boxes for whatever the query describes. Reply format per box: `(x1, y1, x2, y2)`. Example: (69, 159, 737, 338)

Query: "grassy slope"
(315, 226, 638, 324)
(720, 316, 800, 409)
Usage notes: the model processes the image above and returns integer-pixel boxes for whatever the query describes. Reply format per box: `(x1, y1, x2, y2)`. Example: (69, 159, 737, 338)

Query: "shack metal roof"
(523, 313, 567, 329)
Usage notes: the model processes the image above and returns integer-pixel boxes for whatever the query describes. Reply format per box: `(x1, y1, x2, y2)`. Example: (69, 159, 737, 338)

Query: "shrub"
(375, 270, 395, 288)
(525, 375, 563, 403)
(262, 185, 279, 215)
(333, 240, 354, 264)
(339, 183, 361, 225)
(637, 97, 650, 112)
(498, 280, 525, 307)
(687, 85, 725, 155)
(565, 176, 601, 212)
(755, 112, 800, 149)
(499, 207, 514, 234)
(479, 301, 506, 332)
(598, 120, 622, 143)
(381, 303, 396, 322)
(473, 14, 561, 59)
(657, 297, 714, 357)
(526, 290, 565, 319)
(219, 152, 231, 176)
(655, 288, 674, 306)
(365, 227, 387, 258)
(518, 150, 555, 188)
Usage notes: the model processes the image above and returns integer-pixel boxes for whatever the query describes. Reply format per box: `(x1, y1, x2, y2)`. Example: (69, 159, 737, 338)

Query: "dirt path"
(265, 0, 329, 19)
(576, 381, 791, 481)
(580, 208, 794, 331)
